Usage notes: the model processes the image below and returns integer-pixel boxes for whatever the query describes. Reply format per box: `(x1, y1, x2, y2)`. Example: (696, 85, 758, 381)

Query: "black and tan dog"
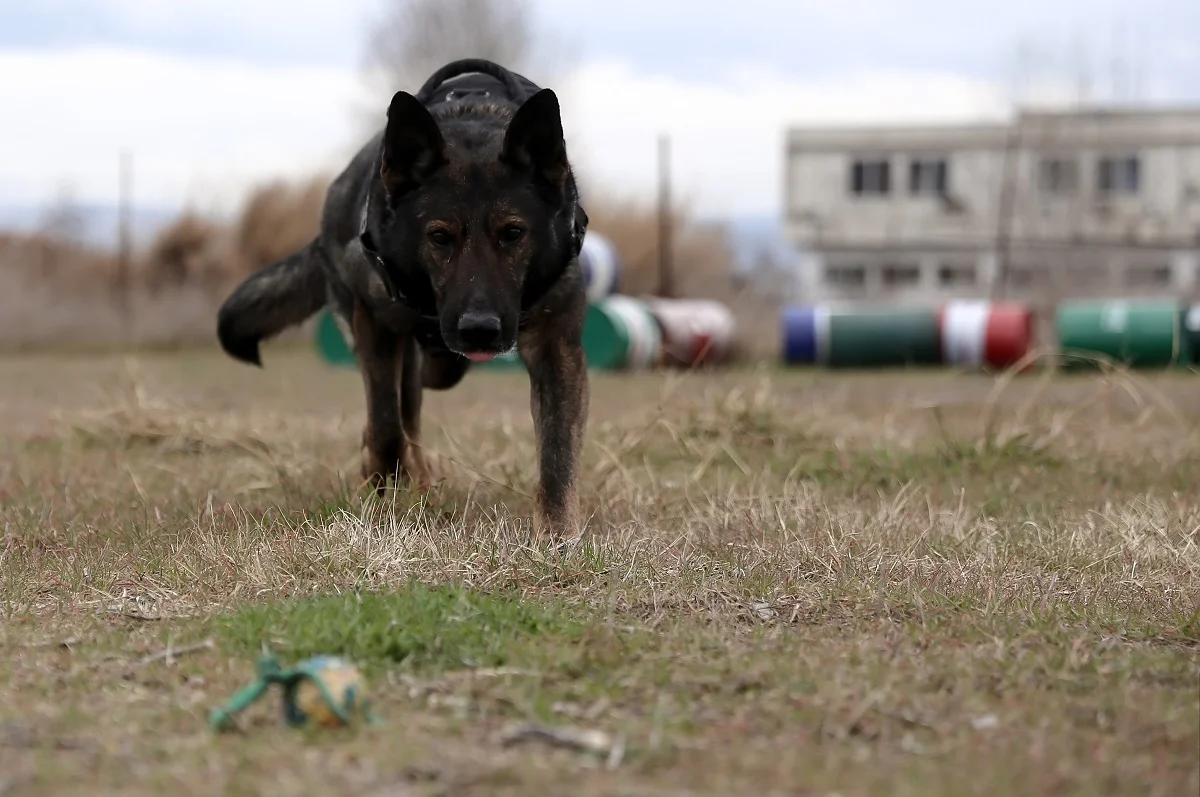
(216, 59, 590, 541)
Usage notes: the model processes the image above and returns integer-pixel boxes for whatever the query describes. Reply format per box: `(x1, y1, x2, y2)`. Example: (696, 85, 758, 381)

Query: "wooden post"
(657, 133, 674, 298)
(117, 149, 133, 341)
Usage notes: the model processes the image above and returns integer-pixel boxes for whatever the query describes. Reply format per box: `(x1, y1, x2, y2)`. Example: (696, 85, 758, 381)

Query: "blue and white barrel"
(781, 305, 830, 365)
(579, 232, 621, 300)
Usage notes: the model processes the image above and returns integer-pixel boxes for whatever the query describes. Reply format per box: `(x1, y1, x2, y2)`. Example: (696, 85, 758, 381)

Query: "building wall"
(785, 130, 1007, 249)
(783, 108, 1200, 304)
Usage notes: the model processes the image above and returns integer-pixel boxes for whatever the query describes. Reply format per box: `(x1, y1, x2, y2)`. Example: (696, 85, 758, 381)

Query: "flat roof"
(786, 105, 1200, 151)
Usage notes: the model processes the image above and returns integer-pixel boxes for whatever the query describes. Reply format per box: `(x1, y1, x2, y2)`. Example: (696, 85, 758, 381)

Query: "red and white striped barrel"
(938, 300, 1034, 370)
(645, 298, 736, 367)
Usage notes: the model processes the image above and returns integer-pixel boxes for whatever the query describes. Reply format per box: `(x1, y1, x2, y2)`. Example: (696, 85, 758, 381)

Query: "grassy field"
(1, 346, 1197, 796)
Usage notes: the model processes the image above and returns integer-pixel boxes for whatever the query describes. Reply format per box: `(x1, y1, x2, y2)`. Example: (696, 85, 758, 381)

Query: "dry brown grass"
(0, 232, 226, 348)
(0, 351, 1197, 795)
(141, 212, 232, 294)
(232, 176, 329, 276)
(0, 177, 329, 350)
(1, 171, 776, 357)
(137, 175, 329, 295)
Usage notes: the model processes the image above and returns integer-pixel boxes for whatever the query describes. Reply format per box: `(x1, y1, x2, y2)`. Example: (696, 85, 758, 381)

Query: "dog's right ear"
(381, 91, 446, 198)
(502, 88, 568, 191)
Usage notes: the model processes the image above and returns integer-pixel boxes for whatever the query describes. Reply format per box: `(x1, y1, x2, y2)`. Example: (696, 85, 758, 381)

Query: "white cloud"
(52, 0, 375, 59)
(0, 44, 1013, 220)
(560, 60, 1009, 216)
(0, 46, 374, 215)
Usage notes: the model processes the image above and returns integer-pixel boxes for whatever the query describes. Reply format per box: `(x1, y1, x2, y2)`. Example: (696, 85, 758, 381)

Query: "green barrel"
(314, 297, 667, 373)
(824, 307, 941, 368)
(1055, 300, 1186, 368)
(314, 308, 523, 371)
(315, 308, 357, 367)
(581, 296, 662, 371)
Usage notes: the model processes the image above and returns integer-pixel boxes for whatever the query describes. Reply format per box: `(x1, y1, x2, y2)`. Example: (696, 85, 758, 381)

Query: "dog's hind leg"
(352, 297, 404, 493)
(398, 334, 430, 486)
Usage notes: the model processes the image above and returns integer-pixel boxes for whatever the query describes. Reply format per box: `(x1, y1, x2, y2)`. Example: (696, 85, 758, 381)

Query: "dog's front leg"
(352, 297, 404, 492)
(398, 334, 429, 486)
(520, 324, 589, 542)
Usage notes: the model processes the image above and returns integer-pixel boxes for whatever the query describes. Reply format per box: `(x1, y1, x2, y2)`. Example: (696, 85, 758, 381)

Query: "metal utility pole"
(656, 133, 674, 297)
(117, 149, 133, 341)
(992, 122, 1022, 301)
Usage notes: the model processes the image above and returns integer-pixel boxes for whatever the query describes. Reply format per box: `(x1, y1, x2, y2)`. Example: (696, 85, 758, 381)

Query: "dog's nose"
(457, 310, 503, 350)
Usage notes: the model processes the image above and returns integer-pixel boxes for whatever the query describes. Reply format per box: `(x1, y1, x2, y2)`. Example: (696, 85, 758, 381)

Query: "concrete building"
(783, 106, 1200, 305)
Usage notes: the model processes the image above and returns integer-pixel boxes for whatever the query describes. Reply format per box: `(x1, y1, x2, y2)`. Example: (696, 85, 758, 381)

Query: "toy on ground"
(209, 651, 374, 731)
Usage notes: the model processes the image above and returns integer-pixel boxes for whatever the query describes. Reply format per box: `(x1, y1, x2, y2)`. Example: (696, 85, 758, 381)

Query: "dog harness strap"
(414, 56, 588, 268)
(415, 58, 534, 105)
(357, 201, 454, 353)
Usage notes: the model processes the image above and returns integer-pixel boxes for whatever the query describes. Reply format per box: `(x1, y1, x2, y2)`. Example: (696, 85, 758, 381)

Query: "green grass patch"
(217, 582, 585, 674)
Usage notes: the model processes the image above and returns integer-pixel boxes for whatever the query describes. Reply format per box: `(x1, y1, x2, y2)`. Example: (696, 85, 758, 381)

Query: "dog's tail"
(217, 239, 327, 366)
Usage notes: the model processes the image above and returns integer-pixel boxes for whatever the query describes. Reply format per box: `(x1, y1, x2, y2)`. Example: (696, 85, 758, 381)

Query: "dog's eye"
(499, 225, 526, 245)
(427, 229, 453, 247)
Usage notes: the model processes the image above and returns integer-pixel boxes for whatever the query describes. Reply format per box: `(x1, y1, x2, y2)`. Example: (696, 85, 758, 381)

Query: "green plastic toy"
(209, 652, 375, 731)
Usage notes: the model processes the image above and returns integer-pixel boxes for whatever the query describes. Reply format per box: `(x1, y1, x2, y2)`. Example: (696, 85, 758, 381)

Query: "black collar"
(359, 229, 455, 353)
(358, 228, 440, 320)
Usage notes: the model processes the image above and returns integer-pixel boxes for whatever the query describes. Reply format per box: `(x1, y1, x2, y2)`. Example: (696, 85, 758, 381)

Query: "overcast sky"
(3, 0, 1198, 220)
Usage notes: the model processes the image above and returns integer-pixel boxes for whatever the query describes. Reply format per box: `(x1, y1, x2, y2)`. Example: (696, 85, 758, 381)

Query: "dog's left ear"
(502, 88, 568, 189)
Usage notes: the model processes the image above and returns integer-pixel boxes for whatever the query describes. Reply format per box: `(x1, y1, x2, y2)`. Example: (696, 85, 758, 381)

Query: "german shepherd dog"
(216, 59, 590, 541)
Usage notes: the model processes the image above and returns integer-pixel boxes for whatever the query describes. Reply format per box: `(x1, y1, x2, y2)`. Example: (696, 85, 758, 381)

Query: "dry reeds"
(1, 172, 782, 356)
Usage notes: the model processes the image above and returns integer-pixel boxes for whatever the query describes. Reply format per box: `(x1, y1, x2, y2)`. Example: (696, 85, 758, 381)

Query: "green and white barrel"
(1055, 299, 1188, 368)
(782, 304, 940, 368)
(582, 296, 662, 371)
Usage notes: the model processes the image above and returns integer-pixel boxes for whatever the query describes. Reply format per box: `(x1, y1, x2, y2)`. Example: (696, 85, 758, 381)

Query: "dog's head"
(366, 87, 576, 362)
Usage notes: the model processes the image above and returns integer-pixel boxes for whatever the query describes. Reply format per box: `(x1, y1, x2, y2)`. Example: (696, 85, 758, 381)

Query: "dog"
(215, 59, 590, 541)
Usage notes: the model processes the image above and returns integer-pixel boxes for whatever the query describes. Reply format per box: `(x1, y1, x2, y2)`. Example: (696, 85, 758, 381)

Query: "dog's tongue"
(466, 352, 497, 363)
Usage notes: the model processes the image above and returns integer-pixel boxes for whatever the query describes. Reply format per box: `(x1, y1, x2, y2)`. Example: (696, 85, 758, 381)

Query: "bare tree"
(352, 0, 574, 136)
(993, 29, 1153, 305)
(38, 184, 89, 248)
(361, 0, 565, 97)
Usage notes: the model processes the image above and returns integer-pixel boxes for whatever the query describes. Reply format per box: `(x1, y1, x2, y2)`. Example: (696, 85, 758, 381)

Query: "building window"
(824, 264, 866, 289)
(882, 263, 921, 287)
(1124, 264, 1171, 289)
(938, 262, 977, 287)
(1038, 157, 1080, 195)
(850, 158, 891, 196)
(1064, 262, 1105, 289)
(1097, 155, 1140, 195)
(909, 158, 948, 195)
(1007, 265, 1046, 289)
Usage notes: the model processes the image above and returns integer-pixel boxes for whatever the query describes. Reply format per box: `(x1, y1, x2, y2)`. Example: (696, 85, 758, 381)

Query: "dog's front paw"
(360, 426, 400, 495)
(533, 502, 582, 547)
(360, 456, 389, 495)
